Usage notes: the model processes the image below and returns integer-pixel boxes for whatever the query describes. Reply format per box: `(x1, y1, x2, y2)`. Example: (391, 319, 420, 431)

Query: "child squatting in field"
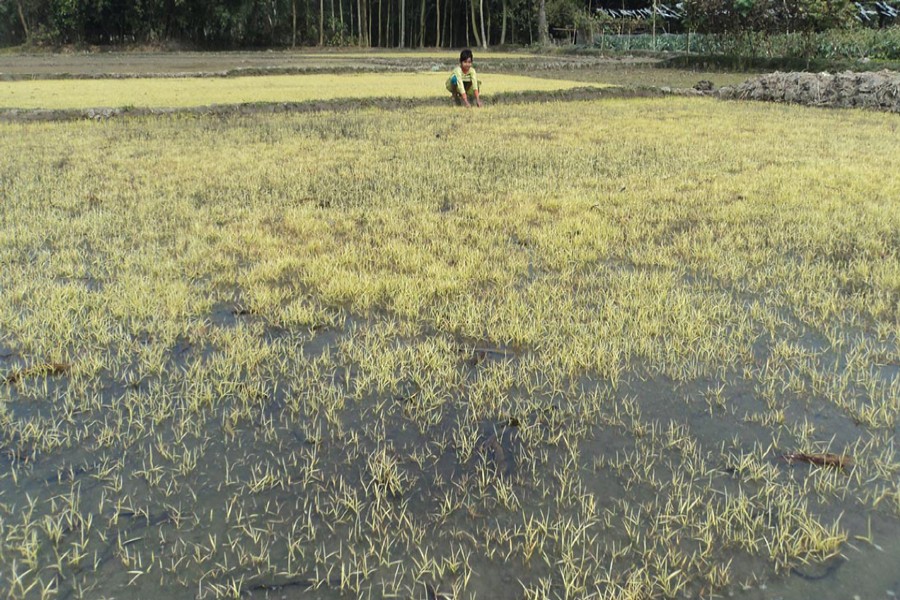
(446, 49, 482, 108)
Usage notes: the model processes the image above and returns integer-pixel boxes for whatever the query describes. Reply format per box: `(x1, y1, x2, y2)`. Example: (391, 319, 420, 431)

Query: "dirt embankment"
(717, 70, 900, 112)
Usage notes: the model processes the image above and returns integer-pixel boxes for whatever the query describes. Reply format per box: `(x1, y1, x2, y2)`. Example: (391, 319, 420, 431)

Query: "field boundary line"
(0, 86, 673, 122)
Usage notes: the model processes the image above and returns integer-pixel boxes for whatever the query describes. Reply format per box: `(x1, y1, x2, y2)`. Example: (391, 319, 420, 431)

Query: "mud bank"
(718, 70, 900, 112)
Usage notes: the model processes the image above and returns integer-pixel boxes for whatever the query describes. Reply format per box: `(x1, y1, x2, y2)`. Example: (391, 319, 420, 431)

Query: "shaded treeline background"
(0, 0, 569, 48)
(0, 0, 889, 49)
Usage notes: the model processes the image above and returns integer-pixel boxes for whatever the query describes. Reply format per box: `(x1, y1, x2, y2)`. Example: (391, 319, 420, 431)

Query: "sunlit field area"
(1, 87, 899, 600)
(0, 72, 609, 110)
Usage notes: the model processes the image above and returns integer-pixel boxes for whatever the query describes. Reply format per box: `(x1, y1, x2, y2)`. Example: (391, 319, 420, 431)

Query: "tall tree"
(319, 0, 324, 44)
(465, 0, 469, 46)
(418, 0, 425, 46)
(445, 0, 452, 48)
(361, 0, 368, 45)
(478, 0, 487, 48)
(538, 0, 548, 44)
(13, 0, 29, 41)
(399, 0, 405, 47)
(500, 0, 507, 45)
(469, 0, 481, 47)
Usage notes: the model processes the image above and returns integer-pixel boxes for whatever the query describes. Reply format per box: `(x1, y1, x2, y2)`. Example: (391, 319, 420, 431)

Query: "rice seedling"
(0, 90, 898, 599)
(0, 73, 609, 111)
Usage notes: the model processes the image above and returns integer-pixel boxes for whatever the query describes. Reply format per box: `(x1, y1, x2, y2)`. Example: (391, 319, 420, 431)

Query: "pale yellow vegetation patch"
(0, 98, 898, 599)
(287, 50, 535, 59)
(0, 72, 605, 110)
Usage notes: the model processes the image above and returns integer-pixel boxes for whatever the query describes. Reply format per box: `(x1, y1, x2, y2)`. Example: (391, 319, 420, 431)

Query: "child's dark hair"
(459, 49, 473, 63)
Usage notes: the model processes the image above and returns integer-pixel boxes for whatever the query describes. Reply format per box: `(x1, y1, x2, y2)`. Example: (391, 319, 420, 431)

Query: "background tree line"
(0, 0, 572, 48)
(0, 0, 868, 49)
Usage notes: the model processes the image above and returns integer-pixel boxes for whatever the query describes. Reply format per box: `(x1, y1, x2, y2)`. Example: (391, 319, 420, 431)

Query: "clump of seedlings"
(0, 94, 898, 599)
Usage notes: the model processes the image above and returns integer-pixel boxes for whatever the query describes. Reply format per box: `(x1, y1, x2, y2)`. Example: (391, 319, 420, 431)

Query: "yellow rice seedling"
(0, 97, 898, 599)
(279, 50, 536, 60)
(0, 72, 607, 110)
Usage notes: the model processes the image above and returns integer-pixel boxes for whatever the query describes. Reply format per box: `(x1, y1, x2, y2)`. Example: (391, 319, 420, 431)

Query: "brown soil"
(0, 50, 652, 80)
(717, 70, 900, 112)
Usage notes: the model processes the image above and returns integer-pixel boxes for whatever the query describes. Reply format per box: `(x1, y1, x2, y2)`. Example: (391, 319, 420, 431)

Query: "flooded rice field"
(1, 96, 899, 599)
